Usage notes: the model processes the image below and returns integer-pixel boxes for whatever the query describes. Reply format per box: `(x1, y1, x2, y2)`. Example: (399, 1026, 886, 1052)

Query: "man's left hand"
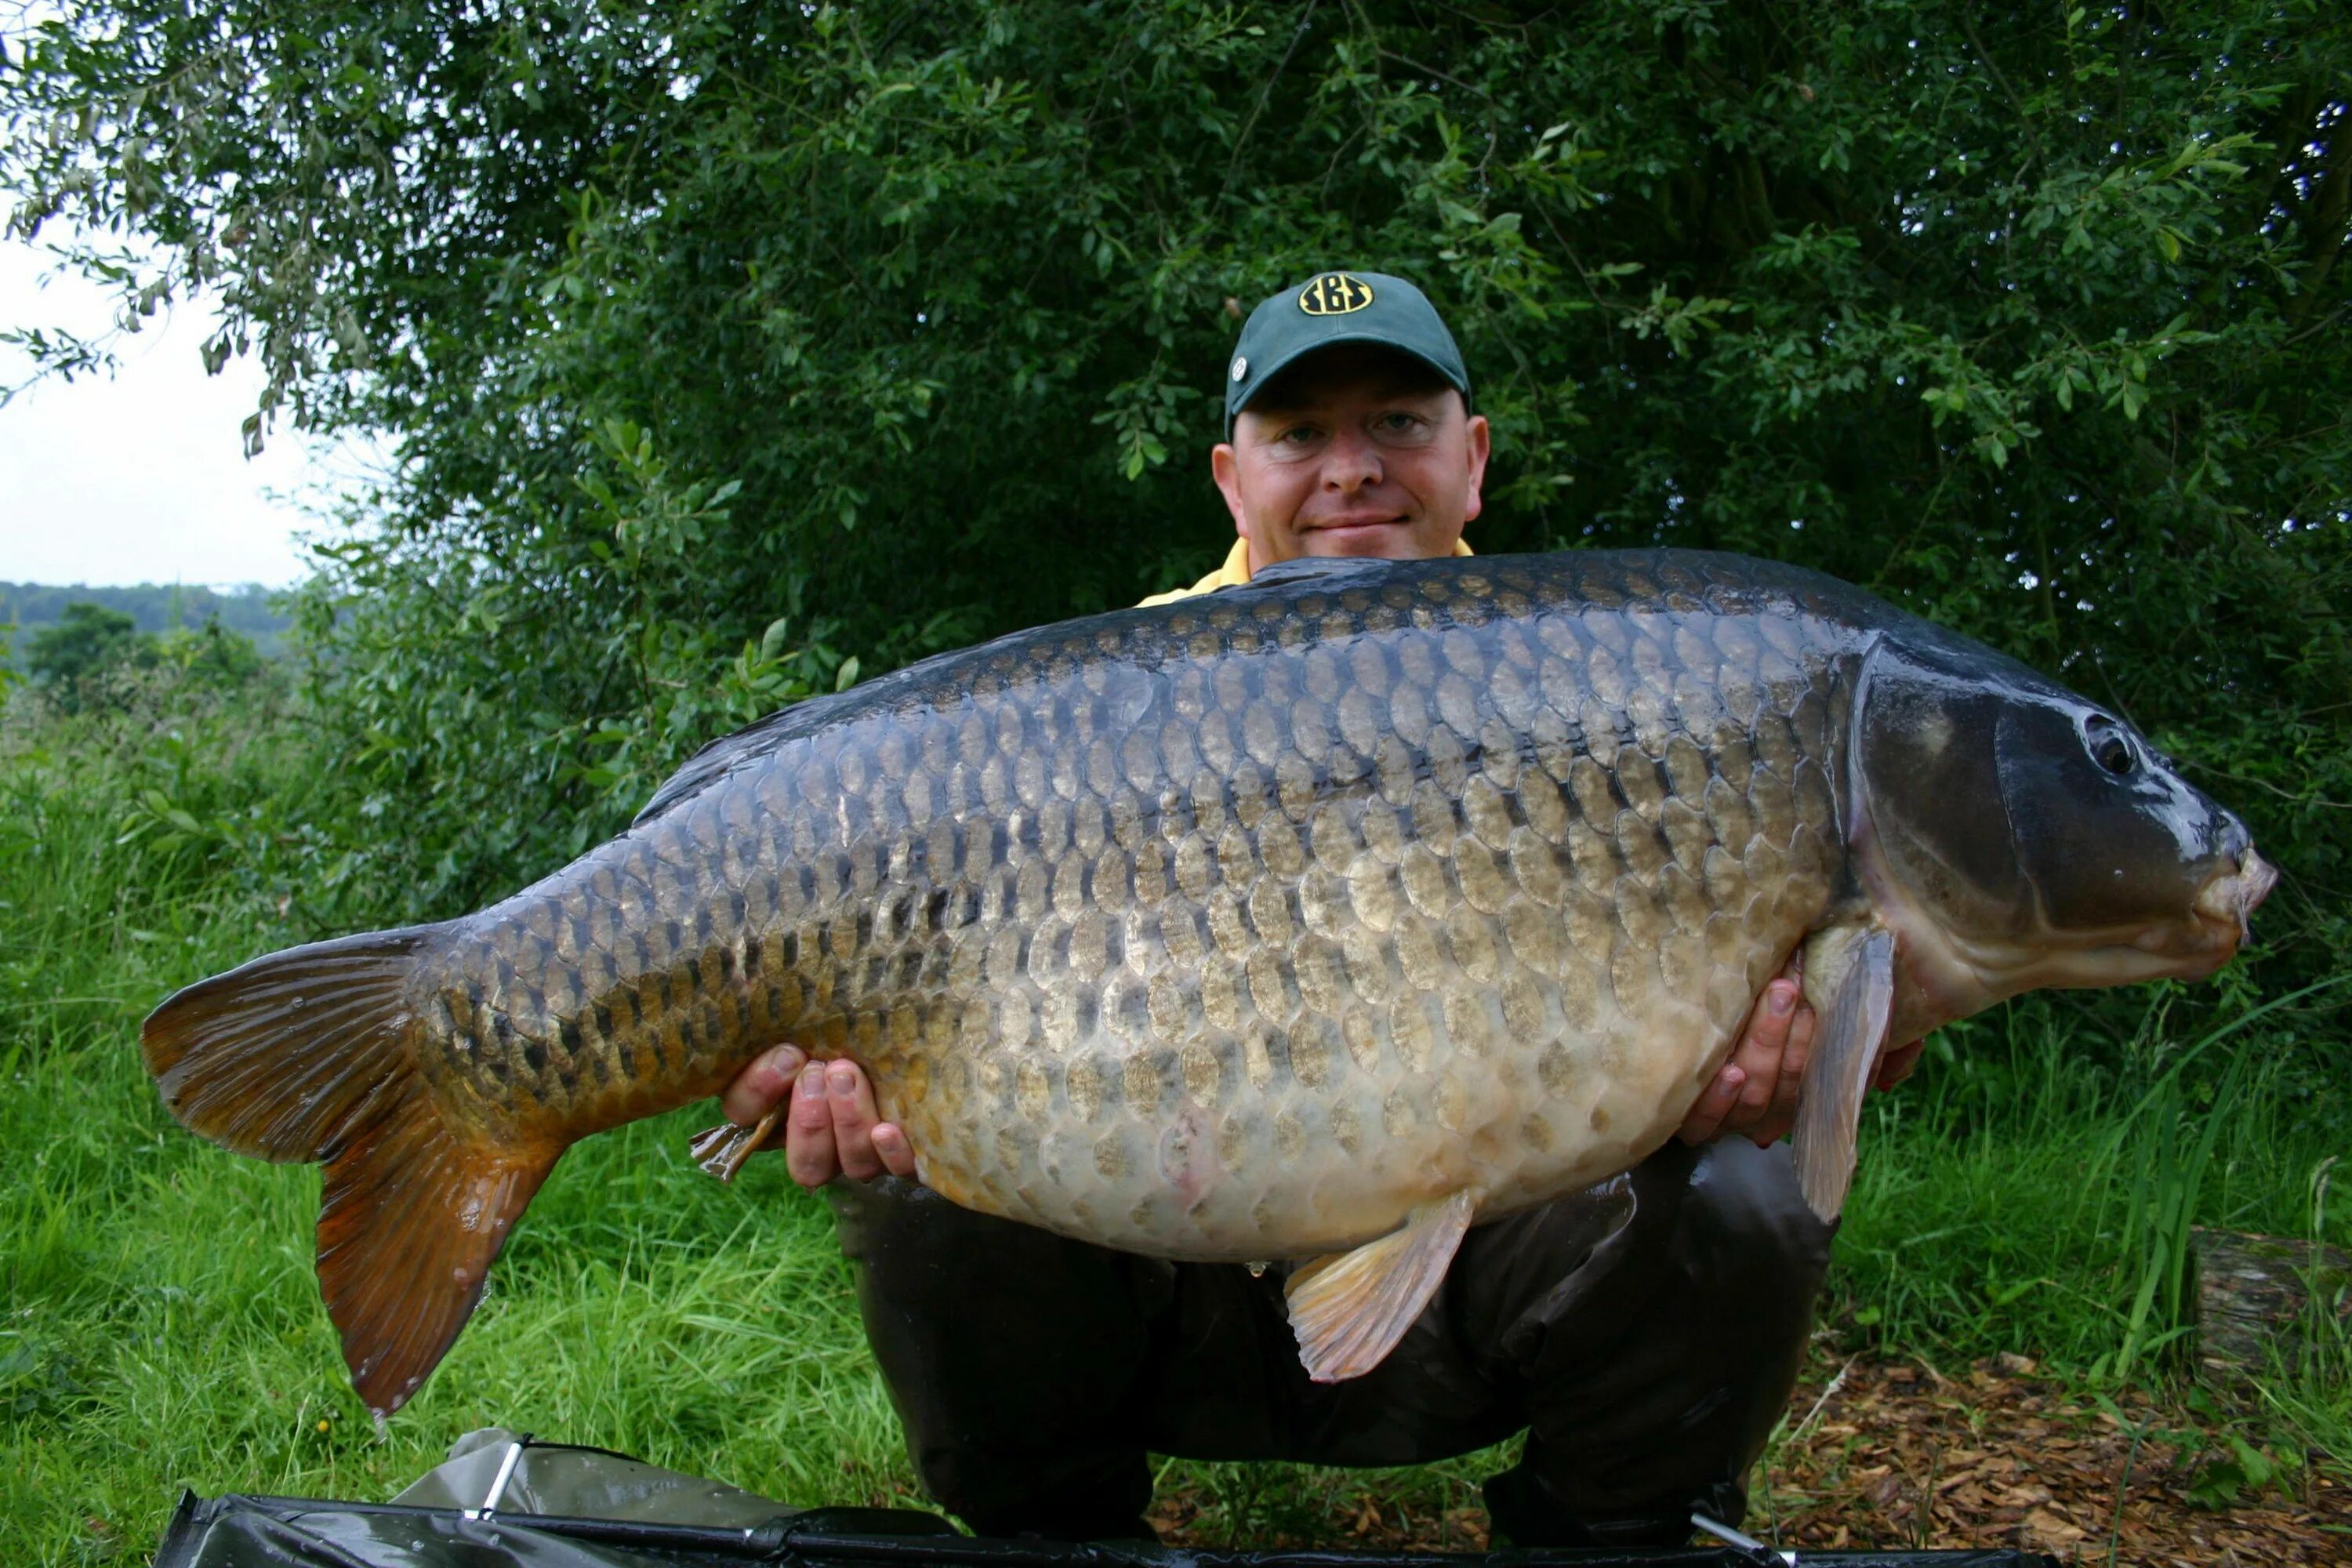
(1678, 965, 1813, 1147)
(1676, 961, 1923, 1147)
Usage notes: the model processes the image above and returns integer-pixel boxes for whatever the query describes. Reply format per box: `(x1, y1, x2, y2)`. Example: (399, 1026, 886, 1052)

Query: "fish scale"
(410, 553, 1845, 1258)
(143, 547, 2271, 1412)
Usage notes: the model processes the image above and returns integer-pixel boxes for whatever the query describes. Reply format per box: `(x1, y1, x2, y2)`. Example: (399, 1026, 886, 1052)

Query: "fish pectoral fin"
(689, 1110, 782, 1184)
(1791, 927, 1897, 1223)
(1283, 1189, 1477, 1383)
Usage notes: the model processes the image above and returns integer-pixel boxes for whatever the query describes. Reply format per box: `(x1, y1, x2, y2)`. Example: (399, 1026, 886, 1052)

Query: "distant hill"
(0, 581, 294, 662)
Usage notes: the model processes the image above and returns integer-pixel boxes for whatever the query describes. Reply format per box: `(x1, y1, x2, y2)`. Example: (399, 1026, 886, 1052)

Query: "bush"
(5, 2, 2344, 959)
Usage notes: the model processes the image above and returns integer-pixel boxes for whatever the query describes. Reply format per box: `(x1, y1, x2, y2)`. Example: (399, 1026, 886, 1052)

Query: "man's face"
(1212, 344, 1491, 570)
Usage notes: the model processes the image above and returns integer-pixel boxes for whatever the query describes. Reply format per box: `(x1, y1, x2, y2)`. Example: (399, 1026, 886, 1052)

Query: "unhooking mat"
(149, 1427, 2063, 1568)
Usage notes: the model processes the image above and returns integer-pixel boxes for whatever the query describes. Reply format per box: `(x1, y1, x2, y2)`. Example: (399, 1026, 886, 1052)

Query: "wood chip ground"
(1146, 1354, 2349, 1562)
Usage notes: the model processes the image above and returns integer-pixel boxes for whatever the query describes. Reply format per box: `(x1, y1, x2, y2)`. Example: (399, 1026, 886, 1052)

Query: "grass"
(0, 702, 916, 1563)
(2, 684, 2345, 1563)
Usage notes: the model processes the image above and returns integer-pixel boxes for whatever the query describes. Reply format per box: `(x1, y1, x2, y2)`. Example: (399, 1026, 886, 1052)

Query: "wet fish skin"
(141, 548, 2265, 1411)
(422, 550, 1846, 1250)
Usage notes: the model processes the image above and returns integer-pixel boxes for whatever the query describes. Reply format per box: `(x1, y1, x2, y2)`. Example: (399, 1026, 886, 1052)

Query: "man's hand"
(720, 1045, 917, 1189)
(1678, 961, 1818, 1148)
(1676, 961, 1926, 1148)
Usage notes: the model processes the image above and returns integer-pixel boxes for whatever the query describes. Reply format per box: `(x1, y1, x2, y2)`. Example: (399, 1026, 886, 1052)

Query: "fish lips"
(2177, 845, 2278, 957)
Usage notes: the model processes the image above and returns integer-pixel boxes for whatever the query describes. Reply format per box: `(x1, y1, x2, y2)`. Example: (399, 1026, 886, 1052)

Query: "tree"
(25, 601, 151, 710)
(159, 616, 266, 690)
(3, 2, 2344, 971)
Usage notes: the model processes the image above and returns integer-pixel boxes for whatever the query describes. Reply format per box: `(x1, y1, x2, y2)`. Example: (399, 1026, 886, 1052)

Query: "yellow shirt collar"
(1137, 535, 1474, 608)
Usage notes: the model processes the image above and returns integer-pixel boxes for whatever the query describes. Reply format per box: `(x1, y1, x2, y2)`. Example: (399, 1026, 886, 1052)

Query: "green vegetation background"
(0, 583, 291, 666)
(2, 1, 2347, 1559)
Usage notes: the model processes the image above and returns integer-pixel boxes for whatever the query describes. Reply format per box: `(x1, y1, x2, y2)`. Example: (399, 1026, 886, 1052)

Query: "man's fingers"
(872, 1123, 917, 1178)
(1783, 994, 1818, 1080)
(1678, 1064, 1747, 1145)
(1751, 1069, 1806, 1149)
(828, 1061, 891, 1179)
(1750, 993, 1817, 1142)
(722, 1043, 806, 1127)
(783, 1062, 840, 1189)
(1719, 980, 1797, 1130)
(828, 1063, 919, 1180)
(1737, 996, 1789, 1112)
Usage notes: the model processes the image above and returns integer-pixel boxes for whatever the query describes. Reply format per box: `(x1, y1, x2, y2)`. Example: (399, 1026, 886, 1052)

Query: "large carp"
(144, 550, 2272, 1414)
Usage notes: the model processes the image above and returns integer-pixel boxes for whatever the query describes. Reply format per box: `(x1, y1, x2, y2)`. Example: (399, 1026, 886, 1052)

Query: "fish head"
(1851, 632, 2274, 1027)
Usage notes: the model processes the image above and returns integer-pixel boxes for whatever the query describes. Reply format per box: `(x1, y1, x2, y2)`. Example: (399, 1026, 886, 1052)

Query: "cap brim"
(1226, 331, 1472, 436)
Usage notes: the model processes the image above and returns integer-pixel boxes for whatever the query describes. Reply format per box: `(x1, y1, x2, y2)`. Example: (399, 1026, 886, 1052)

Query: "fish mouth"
(2188, 847, 2277, 949)
(1858, 816, 2279, 1026)
(2114, 847, 2277, 977)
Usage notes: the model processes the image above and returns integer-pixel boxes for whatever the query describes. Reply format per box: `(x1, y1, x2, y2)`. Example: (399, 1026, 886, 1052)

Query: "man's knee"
(823, 1178, 1160, 1536)
(1682, 1138, 1835, 1315)
(1473, 1140, 1835, 1540)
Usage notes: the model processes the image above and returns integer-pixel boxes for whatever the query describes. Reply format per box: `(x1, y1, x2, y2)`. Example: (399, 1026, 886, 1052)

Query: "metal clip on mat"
(461, 1432, 532, 1521)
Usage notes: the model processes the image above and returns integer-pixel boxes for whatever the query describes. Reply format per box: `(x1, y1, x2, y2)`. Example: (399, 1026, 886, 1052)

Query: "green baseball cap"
(1223, 270, 1471, 435)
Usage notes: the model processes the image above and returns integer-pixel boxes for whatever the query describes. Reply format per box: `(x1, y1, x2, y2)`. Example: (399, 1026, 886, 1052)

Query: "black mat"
(151, 1490, 2063, 1568)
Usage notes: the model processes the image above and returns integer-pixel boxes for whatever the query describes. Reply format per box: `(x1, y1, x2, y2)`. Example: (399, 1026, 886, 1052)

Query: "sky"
(0, 228, 370, 589)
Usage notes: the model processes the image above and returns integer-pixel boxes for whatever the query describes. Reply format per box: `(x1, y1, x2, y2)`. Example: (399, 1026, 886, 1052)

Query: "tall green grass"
(1833, 989, 2349, 1414)
(1, 686, 2343, 1563)
(0, 693, 919, 1563)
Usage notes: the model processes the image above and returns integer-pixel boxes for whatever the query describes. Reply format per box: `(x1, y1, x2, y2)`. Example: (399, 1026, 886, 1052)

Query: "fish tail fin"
(315, 1083, 554, 1414)
(142, 927, 558, 1414)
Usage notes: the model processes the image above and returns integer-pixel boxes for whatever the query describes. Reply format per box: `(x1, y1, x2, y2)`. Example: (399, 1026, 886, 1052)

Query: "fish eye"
(2083, 715, 2136, 777)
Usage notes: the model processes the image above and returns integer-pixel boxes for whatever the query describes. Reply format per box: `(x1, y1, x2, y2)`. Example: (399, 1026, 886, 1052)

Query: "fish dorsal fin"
(1283, 1189, 1476, 1382)
(1792, 927, 1897, 1221)
(633, 694, 856, 827)
(1243, 555, 1398, 591)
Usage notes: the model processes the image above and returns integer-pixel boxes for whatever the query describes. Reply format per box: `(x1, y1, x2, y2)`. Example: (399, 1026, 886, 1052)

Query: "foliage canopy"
(0, 579, 292, 652)
(2, 1, 2346, 982)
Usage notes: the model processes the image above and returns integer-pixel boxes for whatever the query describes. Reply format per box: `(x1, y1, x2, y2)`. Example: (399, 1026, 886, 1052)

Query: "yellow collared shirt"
(1136, 535, 1475, 608)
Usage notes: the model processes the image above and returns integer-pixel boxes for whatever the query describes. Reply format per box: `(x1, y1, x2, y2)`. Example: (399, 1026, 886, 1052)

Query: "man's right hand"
(721, 1045, 918, 1189)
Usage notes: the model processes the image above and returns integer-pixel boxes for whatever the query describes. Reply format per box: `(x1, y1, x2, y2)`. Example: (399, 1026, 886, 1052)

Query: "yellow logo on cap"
(1298, 272, 1374, 316)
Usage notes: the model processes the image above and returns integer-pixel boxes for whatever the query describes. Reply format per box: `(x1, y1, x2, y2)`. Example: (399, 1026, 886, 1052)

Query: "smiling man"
(1169, 278, 1490, 589)
(718, 272, 1841, 1550)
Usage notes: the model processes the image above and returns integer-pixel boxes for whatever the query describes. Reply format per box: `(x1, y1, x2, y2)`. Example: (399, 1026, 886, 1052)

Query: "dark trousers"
(826, 1138, 1832, 1547)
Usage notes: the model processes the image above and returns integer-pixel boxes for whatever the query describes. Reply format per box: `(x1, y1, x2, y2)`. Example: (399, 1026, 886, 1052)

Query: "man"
(720, 273, 1857, 1548)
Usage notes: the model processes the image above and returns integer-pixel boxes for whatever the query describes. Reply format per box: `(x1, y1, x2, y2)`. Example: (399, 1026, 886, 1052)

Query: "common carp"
(143, 550, 2273, 1414)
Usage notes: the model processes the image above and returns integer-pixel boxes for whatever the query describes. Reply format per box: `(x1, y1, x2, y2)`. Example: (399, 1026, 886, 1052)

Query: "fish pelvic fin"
(1791, 927, 1897, 1223)
(1284, 1189, 1476, 1383)
(141, 925, 557, 1415)
(688, 1110, 782, 1183)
